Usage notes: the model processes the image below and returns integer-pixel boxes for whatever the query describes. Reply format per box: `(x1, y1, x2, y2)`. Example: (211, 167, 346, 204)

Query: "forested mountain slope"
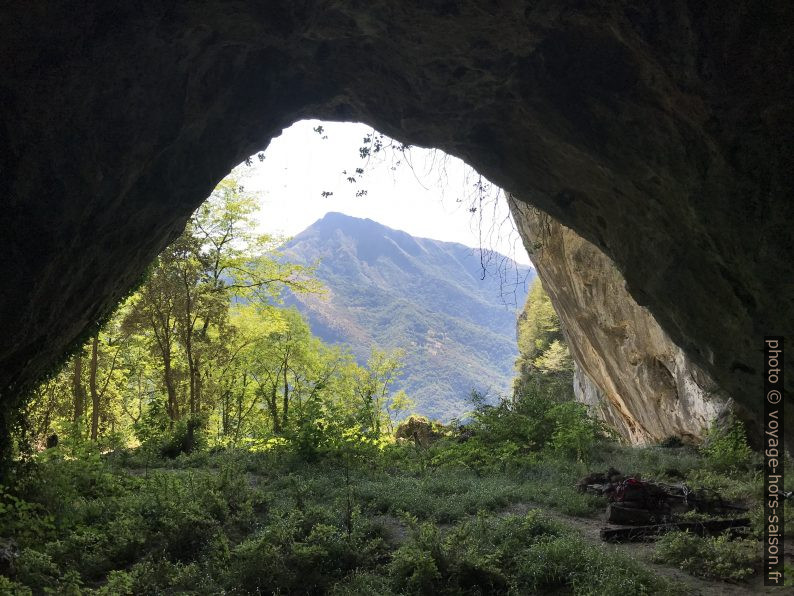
(281, 212, 533, 419)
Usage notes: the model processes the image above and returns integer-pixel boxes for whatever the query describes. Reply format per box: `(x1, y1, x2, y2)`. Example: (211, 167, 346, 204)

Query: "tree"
(513, 278, 574, 401)
(245, 308, 314, 434)
(386, 390, 416, 434)
(118, 331, 159, 432)
(71, 350, 87, 433)
(135, 171, 318, 423)
(353, 348, 405, 436)
(123, 251, 184, 424)
(21, 171, 373, 453)
(87, 326, 125, 441)
(26, 370, 71, 446)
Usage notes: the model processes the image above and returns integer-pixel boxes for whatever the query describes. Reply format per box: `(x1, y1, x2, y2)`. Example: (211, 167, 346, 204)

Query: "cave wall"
(1, 1, 791, 445)
(510, 197, 734, 444)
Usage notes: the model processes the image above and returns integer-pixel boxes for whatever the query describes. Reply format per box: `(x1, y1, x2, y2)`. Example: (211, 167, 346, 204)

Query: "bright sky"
(239, 120, 533, 266)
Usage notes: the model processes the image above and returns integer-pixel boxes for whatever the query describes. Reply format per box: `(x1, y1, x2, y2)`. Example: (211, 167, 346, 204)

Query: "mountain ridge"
(281, 212, 534, 420)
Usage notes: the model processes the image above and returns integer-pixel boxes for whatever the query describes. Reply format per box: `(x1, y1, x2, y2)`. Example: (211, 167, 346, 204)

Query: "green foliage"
(132, 395, 171, 446)
(786, 562, 794, 588)
(157, 416, 208, 458)
(431, 386, 606, 473)
(390, 511, 673, 594)
(21, 173, 415, 470)
(14, 549, 61, 593)
(225, 505, 387, 593)
(515, 534, 672, 594)
(7, 170, 775, 594)
(514, 278, 574, 400)
(356, 470, 522, 524)
(700, 419, 755, 474)
(4, 433, 781, 593)
(0, 486, 54, 543)
(0, 575, 32, 596)
(548, 401, 602, 460)
(516, 279, 561, 364)
(748, 498, 794, 541)
(653, 531, 760, 581)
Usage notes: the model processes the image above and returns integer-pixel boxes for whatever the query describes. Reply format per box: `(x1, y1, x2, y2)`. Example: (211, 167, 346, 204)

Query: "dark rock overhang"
(0, 1, 791, 446)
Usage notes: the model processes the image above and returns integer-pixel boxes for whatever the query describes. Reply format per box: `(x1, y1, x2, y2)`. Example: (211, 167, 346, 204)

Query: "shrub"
(390, 538, 443, 593)
(132, 396, 171, 446)
(14, 549, 60, 592)
(93, 570, 134, 595)
(116, 558, 219, 595)
(659, 435, 684, 448)
(0, 575, 32, 596)
(329, 571, 395, 595)
(389, 518, 509, 593)
(446, 386, 608, 471)
(226, 504, 388, 593)
(159, 416, 208, 458)
(700, 420, 754, 474)
(653, 530, 760, 581)
(0, 486, 55, 543)
(389, 511, 672, 594)
(548, 401, 602, 461)
(516, 535, 672, 594)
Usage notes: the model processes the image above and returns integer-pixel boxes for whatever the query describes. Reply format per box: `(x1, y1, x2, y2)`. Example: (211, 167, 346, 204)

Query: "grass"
(653, 531, 760, 582)
(388, 510, 677, 595)
(1, 437, 789, 594)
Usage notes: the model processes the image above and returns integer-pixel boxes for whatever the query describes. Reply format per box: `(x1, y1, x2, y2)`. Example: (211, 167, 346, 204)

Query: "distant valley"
(281, 212, 534, 420)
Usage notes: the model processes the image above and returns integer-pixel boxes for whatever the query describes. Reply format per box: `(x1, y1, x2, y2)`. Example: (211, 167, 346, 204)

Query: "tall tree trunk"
(234, 390, 244, 444)
(38, 381, 58, 440)
(163, 351, 179, 423)
(89, 334, 100, 440)
(282, 364, 289, 428)
(221, 389, 230, 436)
(40, 396, 52, 440)
(185, 330, 197, 415)
(194, 354, 202, 413)
(180, 271, 200, 417)
(269, 385, 281, 434)
(72, 353, 86, 432)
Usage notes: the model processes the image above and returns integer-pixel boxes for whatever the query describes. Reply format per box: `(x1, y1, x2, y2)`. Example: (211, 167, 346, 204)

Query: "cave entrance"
(233, 119, 536, 423)
(243, 119, 528, 272)
(2, 1, 791, 460)
(22, 118, 538, 453)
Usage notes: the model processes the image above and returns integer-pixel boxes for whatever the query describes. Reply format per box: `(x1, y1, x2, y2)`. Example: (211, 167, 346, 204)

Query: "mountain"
(280, 212, 534, 420)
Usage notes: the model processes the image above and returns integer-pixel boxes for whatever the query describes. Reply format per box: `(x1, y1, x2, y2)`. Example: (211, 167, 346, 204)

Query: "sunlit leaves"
(25, 171, 411, 458)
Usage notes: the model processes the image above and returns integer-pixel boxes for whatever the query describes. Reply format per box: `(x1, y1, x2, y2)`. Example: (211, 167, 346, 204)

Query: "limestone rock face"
(0, 2, 792, 445)
(510, 198, 732, 444)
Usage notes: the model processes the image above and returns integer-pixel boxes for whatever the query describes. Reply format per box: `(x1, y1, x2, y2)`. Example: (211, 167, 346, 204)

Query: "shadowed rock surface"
(1, 2, 792, 445)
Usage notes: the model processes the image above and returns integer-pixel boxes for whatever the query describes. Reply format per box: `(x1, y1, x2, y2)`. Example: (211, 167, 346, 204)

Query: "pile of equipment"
(577, 469, 750, 543)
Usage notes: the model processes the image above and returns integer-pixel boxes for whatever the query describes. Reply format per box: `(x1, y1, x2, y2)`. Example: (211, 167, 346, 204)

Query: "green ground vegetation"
(3, 386, 790, 594)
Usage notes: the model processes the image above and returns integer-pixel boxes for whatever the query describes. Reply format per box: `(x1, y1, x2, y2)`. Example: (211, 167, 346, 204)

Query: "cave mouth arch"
(13, 118, 544, 458)
(1, 1, 791, 449)
(137, 117, 537, 427)
(240, 118, 530, 279)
